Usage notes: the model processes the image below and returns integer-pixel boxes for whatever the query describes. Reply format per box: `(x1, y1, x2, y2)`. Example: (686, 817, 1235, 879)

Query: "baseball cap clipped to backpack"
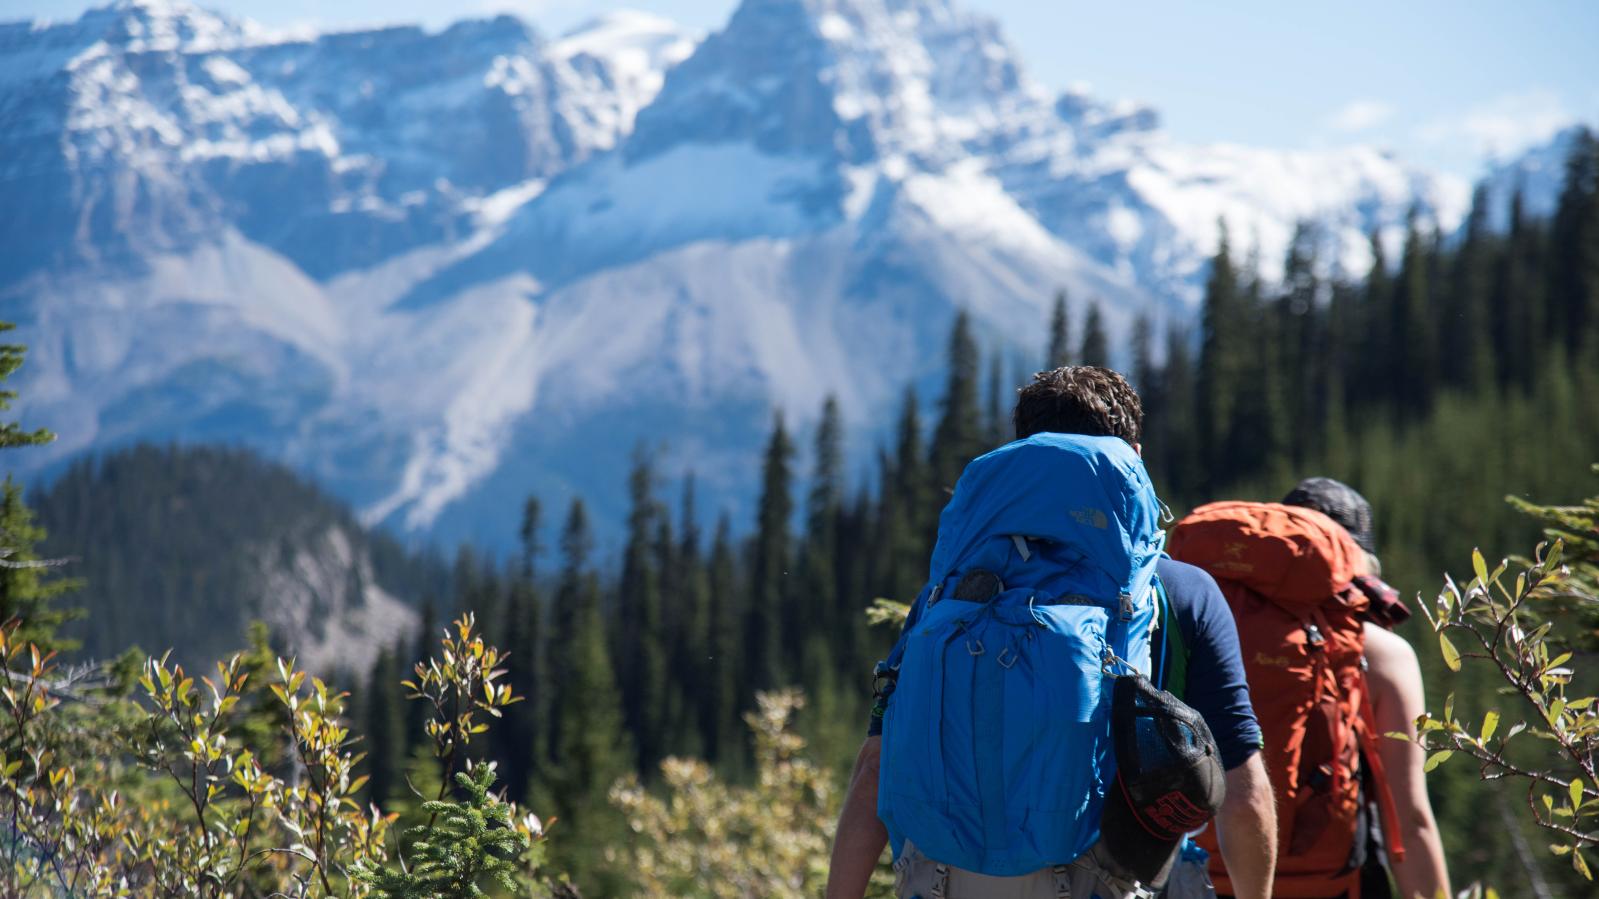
(1099, 673, 1226, 888)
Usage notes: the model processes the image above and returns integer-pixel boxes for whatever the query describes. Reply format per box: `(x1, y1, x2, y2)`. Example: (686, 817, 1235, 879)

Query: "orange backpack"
(1168, 501, 1404, 898)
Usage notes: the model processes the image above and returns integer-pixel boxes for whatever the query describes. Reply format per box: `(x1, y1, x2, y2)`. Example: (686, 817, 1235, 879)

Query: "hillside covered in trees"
(32, 446, 449, 673)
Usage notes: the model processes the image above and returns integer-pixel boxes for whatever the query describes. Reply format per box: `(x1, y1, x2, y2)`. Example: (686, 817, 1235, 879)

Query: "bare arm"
(1366, 624, 1451, 899)
(1215, 751, 1277, 899)
(826, 736, 888, 899)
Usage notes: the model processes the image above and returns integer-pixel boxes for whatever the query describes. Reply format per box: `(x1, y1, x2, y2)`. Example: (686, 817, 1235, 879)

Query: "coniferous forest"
(8, 129, 1599, 896)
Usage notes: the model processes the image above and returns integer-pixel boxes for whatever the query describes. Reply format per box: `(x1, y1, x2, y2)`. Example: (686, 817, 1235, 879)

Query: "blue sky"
(8, 0, 1596, 179)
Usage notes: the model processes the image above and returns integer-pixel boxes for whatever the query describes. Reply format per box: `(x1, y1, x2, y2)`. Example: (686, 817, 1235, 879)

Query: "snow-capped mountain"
(1, 0, 1493, 546)
(1475, 124, 1589, 231)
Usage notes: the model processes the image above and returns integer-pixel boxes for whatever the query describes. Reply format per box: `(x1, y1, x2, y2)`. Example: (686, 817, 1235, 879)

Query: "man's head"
(1283, 477, 1377, 554)
(1013, 365, 1143, 447)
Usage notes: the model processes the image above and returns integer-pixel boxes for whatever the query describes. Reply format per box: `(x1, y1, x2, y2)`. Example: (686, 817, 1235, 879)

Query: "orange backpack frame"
(1169, 501, 1405, 898)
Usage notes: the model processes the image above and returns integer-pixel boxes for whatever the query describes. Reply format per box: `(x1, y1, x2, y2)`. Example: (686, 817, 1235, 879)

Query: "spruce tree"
(1358, 230, 1394, 404)
(1046, 289, 1072, 368)
(544, 499, 631, 891)
(704, 514, 741, 765)
(798, 397, 843, 679)
(363, 647, 406, 808)
(748, 412, 794, 695)
(669, 476, 710, 758)
(618, 448, 668, 772)
(407, 599, 438, 751)
(1449, 186, 1497, 391)
(1549, 128, 1599, 357)
(1393, 210, 1438, 416)
(0, 322, 52, 451)
(1492, 189, 1545, 389)
(0, 481, 80, 655)
(499, 498, 543, 803)
(929, 310, 984, 505)
(1079, 301, 1109, 367)
(1131, 314, 1156, 394)
(0, 322, 74, 654)
(1156, 327, 1200, 502)
(878, 387, 929, 604)
(986, 351, 1009, 448)
(1196, 222, 1242, 489)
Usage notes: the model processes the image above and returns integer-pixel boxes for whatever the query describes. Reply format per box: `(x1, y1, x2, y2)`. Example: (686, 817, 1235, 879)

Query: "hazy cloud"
(1324, 99, 1396, 133)
(1416, 89, 1575, 158)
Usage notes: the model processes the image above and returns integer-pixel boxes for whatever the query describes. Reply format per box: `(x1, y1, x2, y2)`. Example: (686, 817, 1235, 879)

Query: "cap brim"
(1099, 777, 1182, 888)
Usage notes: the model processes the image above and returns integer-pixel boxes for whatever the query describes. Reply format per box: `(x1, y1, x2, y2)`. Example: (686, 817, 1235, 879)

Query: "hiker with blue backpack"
(826, 366, 1278, 899)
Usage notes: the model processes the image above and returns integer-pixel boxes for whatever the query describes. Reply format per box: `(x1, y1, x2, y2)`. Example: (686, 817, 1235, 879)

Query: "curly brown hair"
(1012, 366, 1143, 445)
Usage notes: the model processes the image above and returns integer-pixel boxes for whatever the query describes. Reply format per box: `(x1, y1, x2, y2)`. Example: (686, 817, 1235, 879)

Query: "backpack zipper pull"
(1305, 622, 1326, 649)
(1118, 593, 1134, 622)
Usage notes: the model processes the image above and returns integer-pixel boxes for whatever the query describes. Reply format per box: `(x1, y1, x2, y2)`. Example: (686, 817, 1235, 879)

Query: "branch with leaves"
(1409, 482, 1599, 880)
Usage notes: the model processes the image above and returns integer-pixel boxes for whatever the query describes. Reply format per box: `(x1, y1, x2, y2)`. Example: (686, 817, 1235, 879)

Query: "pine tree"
(1277, 222, 1322, 463)
(1046, 289, 1072, 369)
(0, 481, 80, 656)
(929, 310, 983, 504)
(1131, 314, 1156, 394)
(985, 350, 1009, 448)
(618, 448, 668, 772)
(363, 647, 406, 808)
(499, 498, 543, 803)
(877, 387, 929, 604)
(0, 322, 52, 451)
(1449, 186, 1497, 391)
(748, 412, 794, 695)
(1079, 301, 1109, 367)
(798, 397, 843, 680)
(0, 322, 73, 654)
(544, 499, 632, 892)
(1492, 189, 1545, 389)
(1358, 230, 1394, 404)
(1549, 128, 1599, 357)
(1393, 210, 1438, 416)
(703, 514, 741, 765)
(1196, 222, 1242, 489)
(669, 476, 710, 758)
(1155, 327, 1200, 501)
(407, 599, 438, 752)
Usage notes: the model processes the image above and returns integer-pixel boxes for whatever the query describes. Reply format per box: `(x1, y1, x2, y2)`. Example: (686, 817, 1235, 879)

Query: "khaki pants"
(892, 841, 1157, 899)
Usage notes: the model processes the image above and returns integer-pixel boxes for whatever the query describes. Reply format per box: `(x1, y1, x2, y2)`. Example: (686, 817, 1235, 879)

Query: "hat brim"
(1098, 774, 1182, 888)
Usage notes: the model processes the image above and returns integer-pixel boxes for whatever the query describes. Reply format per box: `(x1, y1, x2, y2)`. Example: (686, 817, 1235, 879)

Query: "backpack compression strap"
(1355, 671, 1407, 862)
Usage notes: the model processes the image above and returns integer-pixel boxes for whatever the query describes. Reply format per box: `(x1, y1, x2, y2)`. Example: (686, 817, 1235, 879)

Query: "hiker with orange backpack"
(1167, 479, 1451, 899)
(1281, 480, 1452, 899)
(825, 367, 1278, 899)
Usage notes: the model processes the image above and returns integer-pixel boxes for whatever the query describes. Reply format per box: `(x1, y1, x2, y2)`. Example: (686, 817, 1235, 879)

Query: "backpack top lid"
(929, 433, 1165, 603)
(1167, 500, 1362, 609)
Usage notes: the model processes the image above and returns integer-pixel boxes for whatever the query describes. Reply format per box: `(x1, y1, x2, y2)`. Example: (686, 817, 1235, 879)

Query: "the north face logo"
(1070, 507, 1109, 529)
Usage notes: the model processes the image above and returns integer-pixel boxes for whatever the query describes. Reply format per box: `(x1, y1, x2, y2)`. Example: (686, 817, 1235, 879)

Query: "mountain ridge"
(0, 0, 1566, 547)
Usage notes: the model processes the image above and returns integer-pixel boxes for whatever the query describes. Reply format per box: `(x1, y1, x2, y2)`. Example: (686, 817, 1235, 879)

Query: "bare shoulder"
(1364, 623, 1424, 709)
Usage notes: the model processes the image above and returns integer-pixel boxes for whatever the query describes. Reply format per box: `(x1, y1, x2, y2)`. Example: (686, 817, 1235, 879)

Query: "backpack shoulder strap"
(1150, 576, 1190, 698)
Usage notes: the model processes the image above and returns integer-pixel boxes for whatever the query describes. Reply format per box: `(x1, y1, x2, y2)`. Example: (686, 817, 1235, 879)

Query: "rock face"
(251, 524, 417, 676)
(2, 0, 1494, 546)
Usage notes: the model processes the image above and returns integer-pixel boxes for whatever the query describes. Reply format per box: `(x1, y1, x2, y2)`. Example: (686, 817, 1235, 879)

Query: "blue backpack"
(877, 433, 1167, 876)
